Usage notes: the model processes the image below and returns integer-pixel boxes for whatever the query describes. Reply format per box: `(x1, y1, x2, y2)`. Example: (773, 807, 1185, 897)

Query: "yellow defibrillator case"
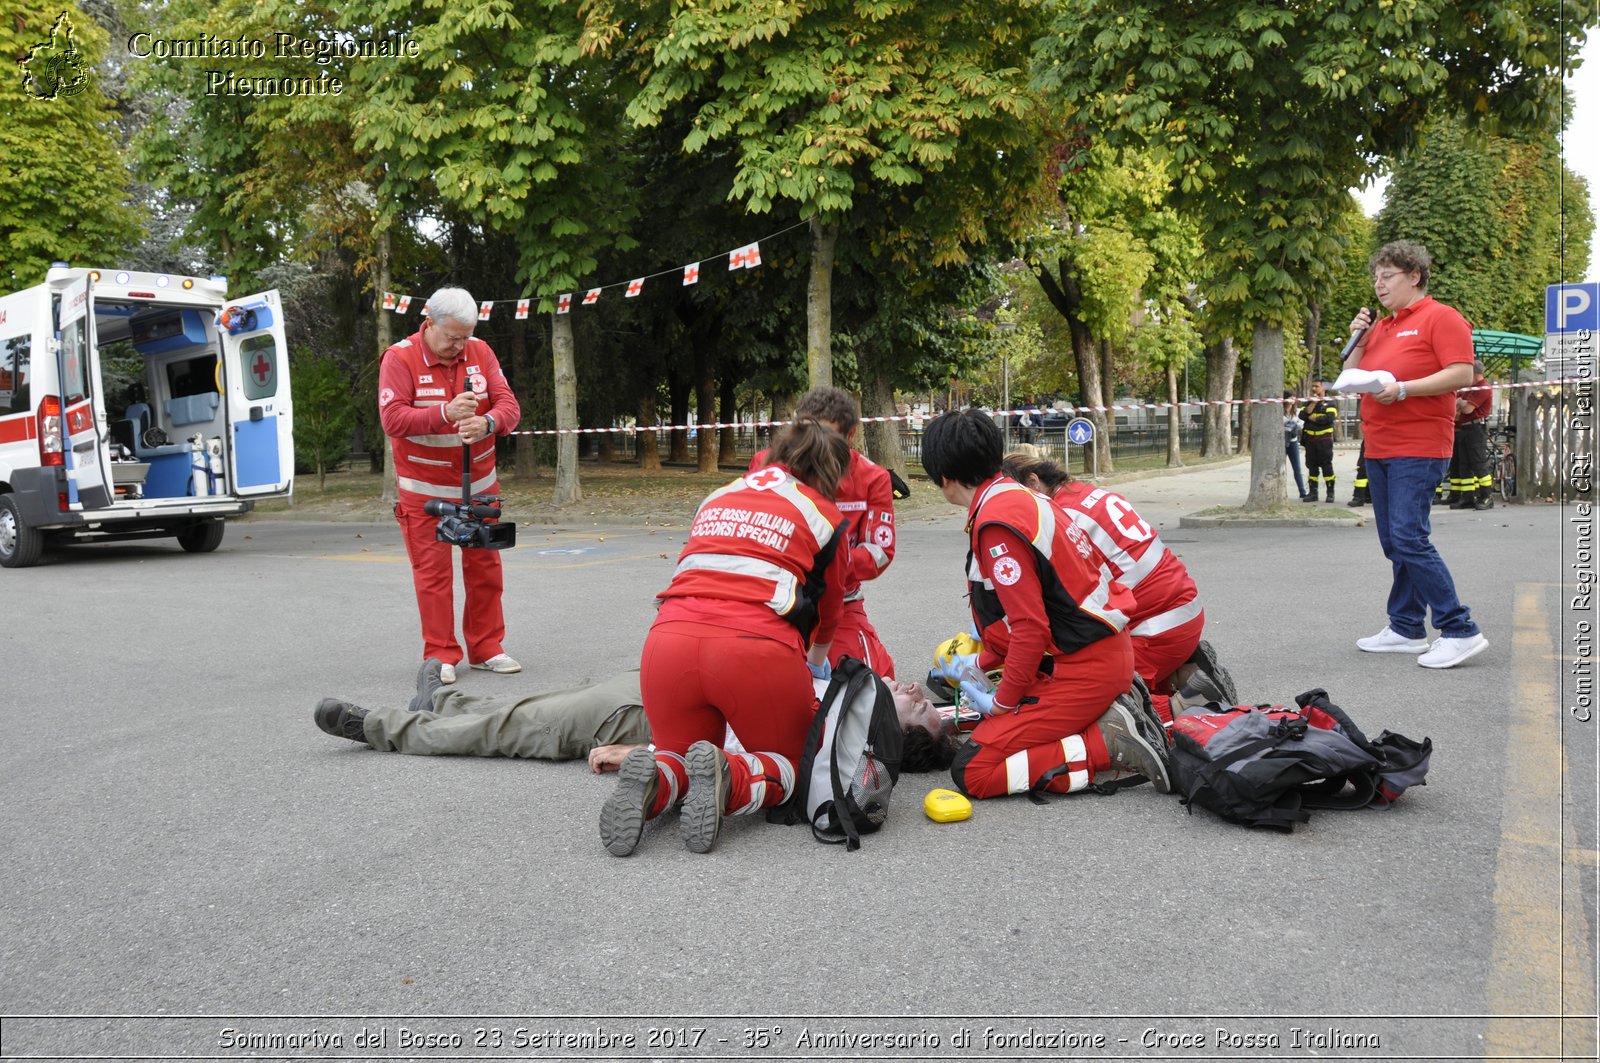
(923, 788, 973, 823)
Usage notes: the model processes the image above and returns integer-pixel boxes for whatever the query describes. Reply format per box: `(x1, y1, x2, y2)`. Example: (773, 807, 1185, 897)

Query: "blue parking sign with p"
(1546, 283, 1599, 333)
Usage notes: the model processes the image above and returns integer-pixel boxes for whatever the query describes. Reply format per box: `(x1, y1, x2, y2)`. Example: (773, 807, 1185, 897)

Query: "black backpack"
(1168, 688, 1431, 831)
(767, 656, 903, 850)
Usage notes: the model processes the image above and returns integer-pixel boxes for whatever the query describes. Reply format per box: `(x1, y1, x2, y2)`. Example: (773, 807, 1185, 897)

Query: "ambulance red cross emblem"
(251, 351, 273, 389)
(746, 467, 786, 489)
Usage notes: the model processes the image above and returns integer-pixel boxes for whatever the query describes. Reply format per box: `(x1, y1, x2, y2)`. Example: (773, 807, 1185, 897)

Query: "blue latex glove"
(934, 651, 981, 684)
(807, 659, 832, 682)
(957, 678, 996, 716)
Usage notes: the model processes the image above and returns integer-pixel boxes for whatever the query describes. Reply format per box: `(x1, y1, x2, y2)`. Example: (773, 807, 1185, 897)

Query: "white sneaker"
(471, 653, 522, 674)
(439, 663, 457, 685)
(1356, 626, 1430, 654)
(1417, 634, 1489, 669)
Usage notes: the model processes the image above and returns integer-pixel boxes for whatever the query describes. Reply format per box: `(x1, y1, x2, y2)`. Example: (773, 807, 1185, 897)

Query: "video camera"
(425, 442, 516, 550)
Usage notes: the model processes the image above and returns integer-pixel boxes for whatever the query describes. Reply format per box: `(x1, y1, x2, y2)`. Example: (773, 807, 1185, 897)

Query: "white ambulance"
(0, 265, 293, 567)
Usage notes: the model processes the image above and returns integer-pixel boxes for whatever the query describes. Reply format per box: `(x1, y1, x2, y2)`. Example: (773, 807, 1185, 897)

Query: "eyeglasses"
(429, 322, 474, 346)
(1372, 269, 1412, 285)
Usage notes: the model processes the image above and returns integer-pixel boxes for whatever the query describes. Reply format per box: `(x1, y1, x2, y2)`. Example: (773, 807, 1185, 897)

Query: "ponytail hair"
(1002, 448, 1072, 495)
(767, 418, 850, 499)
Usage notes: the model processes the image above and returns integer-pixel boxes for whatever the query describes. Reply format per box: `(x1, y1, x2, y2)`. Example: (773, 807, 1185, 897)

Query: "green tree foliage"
(290, 346, 355, 490)
(1, 3, 141, 288)
(584, 0, 1057, 386)
(1037, 0, 1590, 507)
(1027, 143, 1198, 470)
(1376, 114, 1594, 336)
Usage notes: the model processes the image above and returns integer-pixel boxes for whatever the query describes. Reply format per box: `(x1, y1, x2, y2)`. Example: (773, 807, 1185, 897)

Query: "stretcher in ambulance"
(0, 265, 294, 567)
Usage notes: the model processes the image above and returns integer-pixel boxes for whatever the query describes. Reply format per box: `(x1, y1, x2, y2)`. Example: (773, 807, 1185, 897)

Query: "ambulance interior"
(94, 299, 229, 500)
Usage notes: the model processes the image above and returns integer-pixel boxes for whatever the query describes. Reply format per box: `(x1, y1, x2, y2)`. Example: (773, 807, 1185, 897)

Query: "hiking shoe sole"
(599, 748, 659, 857)
(409, 658, 444, 713)
(1188, 640, 1238, 705)
(1129, 687, 1170, 752)
(681, 740, 729, 854)
(1098, 700, 1173, 794)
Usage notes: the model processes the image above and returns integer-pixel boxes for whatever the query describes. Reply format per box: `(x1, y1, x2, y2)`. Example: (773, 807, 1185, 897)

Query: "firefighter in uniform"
(750, 386, 897, 678)
(1348, 442, 1371, 506)
(599, 421, 851, 857)
(920, 409, 1170, 801)
(378, 288, 521, 683)
(1449, 360, 1494, 510)
(1298, 380, 1338, 502)
(999, 449, 1233, 726)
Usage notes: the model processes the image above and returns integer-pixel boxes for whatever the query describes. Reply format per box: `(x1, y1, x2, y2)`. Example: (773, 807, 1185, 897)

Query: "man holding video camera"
(379, 287, 521, 683)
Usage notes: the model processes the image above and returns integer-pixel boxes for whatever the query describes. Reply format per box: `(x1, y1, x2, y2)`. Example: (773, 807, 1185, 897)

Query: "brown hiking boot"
(1096, 699, 1172, 793)
(599, 748, 660, 857)
(681, 740, 730, 854)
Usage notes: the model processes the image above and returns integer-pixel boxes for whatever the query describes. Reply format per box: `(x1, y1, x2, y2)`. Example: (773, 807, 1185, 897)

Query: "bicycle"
(1492, 424, 1516, 503)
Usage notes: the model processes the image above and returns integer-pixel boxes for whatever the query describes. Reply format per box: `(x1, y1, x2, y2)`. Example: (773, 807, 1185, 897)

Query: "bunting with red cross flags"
(376, 222, 802, 318)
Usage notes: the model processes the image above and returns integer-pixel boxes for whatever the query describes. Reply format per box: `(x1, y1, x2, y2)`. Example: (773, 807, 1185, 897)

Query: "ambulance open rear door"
(55, 273, 114, 510)
(219, 289, 293, 497)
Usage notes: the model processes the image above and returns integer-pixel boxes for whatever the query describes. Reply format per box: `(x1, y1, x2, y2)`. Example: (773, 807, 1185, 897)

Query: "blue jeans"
(1285, 440, 1307, 497)
(1367, 456, 1479, 639)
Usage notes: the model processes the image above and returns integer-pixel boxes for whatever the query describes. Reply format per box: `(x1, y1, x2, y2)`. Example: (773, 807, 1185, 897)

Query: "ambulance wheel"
(177, 519, 225, 554)
(0, 494, 44, 568)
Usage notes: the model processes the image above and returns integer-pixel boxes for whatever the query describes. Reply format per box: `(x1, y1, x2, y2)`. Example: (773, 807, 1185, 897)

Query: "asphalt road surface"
(1, 457, 1594, 1062)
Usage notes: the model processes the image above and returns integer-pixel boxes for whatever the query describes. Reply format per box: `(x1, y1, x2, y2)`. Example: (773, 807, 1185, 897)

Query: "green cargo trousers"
(362, 670, 651, 760)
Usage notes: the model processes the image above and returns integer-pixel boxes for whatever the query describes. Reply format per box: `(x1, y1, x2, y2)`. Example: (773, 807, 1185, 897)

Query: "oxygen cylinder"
(207, 437, 224, 493)
(189, 435, 209, 496)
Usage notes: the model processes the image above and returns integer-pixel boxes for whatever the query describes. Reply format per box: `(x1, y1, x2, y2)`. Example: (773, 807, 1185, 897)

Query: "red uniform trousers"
(639, 619, 816, 817)
(827, 599, 895, 680)
(954, 633, 1134, 799)
(395, 500, 507, 666)
(1131, 608, 1205, 693)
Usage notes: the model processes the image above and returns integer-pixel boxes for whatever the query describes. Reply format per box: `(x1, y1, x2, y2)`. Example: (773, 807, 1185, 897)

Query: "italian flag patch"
(989, 544, 1008, 558)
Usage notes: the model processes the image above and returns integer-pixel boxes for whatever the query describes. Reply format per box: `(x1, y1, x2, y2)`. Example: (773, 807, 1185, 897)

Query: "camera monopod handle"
(459, 442, 473, 506)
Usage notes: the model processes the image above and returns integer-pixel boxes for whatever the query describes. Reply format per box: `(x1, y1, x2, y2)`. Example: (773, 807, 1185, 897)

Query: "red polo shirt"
(1357, 295, 1474, 459)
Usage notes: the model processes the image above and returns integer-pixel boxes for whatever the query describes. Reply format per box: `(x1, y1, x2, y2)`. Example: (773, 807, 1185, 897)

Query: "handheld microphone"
(1338, 306, 1372, 360)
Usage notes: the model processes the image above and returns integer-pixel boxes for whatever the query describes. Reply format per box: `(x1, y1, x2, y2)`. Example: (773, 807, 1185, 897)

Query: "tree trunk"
(1202, 335, 1237, 457)
(667, 367, 691, 463)
(1244, 321, 1287, 510)
(1032, 254, 1112, 476)
(375, 227, 398, 502)
(806, 217, 837, 387)
(1097, 338, 1115, 472)
(510, 313, 539, 481)
(1166, 362, 1183, 467)
(718, 375, 738, 466)
(636, 393, 662, 471)
(859, 351, 908, 481)
(551, 311, 582, 504)
(695, 347, 717, 473)
(1306, 302, 1323, 382)
(1240, 359, 1253, 454)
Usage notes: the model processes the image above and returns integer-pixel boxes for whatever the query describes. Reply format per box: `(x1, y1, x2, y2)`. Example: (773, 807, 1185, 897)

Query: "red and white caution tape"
(503, 377, 1588, 438)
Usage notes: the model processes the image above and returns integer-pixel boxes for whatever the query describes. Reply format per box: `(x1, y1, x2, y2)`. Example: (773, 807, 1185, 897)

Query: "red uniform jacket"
(378, 328, 520, 504)
(1052, 481, 1200, 634)
(965, 475, 1134, 709)
(657, 465, 849, 651)
(751, 447, 895, 600)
